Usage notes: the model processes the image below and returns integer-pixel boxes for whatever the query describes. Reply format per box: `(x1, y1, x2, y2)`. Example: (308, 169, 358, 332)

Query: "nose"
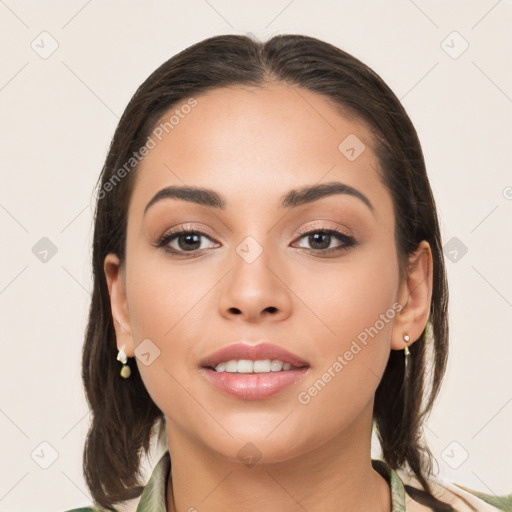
(218, 243, 293, 323)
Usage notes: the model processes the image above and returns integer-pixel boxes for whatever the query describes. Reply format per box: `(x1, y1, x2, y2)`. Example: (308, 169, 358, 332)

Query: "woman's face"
(106, 83, 418, 463)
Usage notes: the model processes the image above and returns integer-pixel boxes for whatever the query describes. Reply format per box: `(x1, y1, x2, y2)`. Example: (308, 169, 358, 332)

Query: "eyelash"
(154, 225, 356, 257)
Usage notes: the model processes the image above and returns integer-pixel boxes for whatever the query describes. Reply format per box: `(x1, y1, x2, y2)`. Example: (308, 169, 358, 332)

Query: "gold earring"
(117, 345, 131, 379)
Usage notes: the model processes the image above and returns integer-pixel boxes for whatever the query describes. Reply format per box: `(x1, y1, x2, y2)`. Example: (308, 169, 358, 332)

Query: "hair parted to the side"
(82, 34, 450, 511)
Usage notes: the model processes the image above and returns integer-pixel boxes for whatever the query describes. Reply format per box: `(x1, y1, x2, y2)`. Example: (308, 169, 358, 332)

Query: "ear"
(104, 253, 135, 357)
(391, 240, 433, 350)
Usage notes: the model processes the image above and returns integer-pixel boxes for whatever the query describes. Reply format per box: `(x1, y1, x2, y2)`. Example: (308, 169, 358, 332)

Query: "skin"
(104, 83, 433, 512)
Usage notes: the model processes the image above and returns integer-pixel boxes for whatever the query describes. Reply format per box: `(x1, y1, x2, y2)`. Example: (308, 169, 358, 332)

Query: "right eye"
(154, 226, 219, 256)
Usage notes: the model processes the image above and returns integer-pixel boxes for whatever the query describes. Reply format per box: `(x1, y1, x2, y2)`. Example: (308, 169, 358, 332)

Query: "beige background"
(0, 1, 511, 511)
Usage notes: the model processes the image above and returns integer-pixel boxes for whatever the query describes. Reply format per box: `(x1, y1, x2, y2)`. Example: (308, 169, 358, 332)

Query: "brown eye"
(174, 232, 202, 251)
(293, 228, 356, 254)
(155, 227, 218, 255)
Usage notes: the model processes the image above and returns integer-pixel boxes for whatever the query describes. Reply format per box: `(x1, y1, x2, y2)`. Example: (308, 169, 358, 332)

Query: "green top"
(64, 450, 512, 512)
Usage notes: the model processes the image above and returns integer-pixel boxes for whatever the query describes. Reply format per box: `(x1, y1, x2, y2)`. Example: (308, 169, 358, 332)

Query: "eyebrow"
(143, 181, 374, 216)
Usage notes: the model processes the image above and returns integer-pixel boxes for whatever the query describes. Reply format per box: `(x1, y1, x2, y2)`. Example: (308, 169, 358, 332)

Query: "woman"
(65, 34, 511, 512)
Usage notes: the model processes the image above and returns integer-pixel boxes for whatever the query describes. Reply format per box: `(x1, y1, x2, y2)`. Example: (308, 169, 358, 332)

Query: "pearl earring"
(403, 333, 411, 375)
(403, 333, 410, 355)
(117, 345, 131, 379)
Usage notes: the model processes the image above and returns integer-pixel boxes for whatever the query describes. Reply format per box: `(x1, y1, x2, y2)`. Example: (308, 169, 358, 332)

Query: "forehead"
(129, 83, 391, 220)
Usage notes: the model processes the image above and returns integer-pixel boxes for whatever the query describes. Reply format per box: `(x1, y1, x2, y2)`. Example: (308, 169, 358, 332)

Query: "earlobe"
(391, 240, 433, 350)
(103, 253, 135, 357)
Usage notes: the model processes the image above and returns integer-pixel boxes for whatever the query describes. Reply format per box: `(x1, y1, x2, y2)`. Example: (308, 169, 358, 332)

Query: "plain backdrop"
(0, 1, 511, 511)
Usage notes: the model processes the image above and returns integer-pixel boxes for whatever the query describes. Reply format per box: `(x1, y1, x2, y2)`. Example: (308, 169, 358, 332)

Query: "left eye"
(293, 229, 356, 253)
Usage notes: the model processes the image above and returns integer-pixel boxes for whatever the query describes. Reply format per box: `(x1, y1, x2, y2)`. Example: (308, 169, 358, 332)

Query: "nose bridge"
(232, 232, 281, 294)
(229, 205, 280, 268)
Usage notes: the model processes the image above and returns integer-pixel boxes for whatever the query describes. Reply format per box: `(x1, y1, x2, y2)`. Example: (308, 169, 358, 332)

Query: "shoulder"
(62, 450, 171, 512)
(396, 467, 512, 511)
(444, 482, 512, 512)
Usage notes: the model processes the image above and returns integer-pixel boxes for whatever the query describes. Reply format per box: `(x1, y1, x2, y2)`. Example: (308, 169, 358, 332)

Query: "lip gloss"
(200, 367, 309, 400)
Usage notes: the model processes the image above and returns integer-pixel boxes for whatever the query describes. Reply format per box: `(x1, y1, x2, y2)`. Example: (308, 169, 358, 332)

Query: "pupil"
(310, 233, 330, 250)
(179, 233, 200, 251)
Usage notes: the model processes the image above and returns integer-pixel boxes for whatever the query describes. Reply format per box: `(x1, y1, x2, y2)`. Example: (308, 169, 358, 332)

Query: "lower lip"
(201, 367, 309, 400)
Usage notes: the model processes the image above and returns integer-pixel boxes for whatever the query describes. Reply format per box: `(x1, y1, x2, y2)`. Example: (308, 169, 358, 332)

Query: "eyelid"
(294, 221, 353, 238)
(158, 222, 215, 238)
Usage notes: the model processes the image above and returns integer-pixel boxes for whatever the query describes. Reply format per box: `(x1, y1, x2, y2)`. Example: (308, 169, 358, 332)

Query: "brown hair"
(82, 34, 450, 511)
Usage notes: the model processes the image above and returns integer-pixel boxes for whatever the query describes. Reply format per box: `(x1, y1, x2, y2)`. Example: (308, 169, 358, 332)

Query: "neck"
(164, 402, 391, 512)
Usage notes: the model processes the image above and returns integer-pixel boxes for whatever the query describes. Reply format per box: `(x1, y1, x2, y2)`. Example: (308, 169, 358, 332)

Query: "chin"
(199, 422, 314, 466)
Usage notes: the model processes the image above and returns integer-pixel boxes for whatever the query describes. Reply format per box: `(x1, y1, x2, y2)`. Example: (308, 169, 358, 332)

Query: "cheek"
(125, 247, 211, 344)
(296, 237, 399, 347)
(292, 245, 398, 417)
(123, 248, 216, 415)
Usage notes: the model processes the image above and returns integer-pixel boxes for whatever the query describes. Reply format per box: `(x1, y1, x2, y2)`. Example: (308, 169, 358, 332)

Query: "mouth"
(199, 342, 310, 400)
(200, 341, 309, 369)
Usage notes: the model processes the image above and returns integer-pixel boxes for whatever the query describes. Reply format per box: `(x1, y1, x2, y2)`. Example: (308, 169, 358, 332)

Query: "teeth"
(225, 360, 238, 372)
(215, 362, 227, 372)
(270, 360, 283, 371)
(254, 360, 272, 372)
(237, 360, 253, 373)
(213, 359, 297, 373)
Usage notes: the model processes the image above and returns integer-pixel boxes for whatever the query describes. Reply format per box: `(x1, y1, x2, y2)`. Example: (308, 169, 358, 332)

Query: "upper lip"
(200, 342, 309, 369)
